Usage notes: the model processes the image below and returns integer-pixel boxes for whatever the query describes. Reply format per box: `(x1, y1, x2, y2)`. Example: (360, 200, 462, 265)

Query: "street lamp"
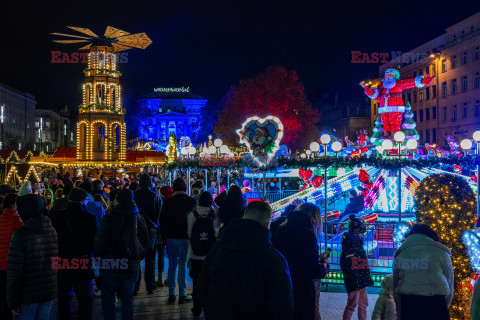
(473, 131, 480, 224)
(382, 139, 393, 151)
(306, 149, 312, 158)
(406, 139, 418, 152)
(310, 141, 320, 158)
(300, 153, 307, 159)
(394, 132, 405, 154)
(213, 138, 223, 156)
(331, 141, 342, 156)
(460, 139, 473, 156)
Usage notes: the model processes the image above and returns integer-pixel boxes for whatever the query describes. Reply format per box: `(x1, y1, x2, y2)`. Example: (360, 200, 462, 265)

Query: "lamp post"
(310, 142, 320, 158)
(320, 134, 331, 250)
(214, 138, 223, 157)
(474, 131, 480, 223)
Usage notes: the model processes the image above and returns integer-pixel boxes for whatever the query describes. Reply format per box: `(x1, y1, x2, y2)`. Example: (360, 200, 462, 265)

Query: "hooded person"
(7, 194, 58, 319)
(393, 224, 453, 320)
(50, 187, 99, 320)
(371, 274, 397, 320)
(340, 214, 374, 320)
(94, 188, 150, 320)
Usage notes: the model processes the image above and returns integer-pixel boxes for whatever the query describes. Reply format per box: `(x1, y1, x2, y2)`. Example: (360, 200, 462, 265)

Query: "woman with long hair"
(273, 202, 329, 320)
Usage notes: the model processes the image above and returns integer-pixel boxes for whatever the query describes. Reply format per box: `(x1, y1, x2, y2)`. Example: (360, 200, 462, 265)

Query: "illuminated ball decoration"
(460, 139, 473, 151)
(473, 131, 480, 143)
(406, 139, 418, 150)
(320, 134, 331, 145)
(415, 174, 476, 320)
(394, 131, 405, 142)
(331, 141, 343, 152)
(382, 139, 393, 150)
(214, 138, 223, 147)
(309, 142, 320, 152)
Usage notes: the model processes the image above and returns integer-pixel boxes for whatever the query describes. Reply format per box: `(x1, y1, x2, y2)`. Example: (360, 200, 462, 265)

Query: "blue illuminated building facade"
(138, 87, 207, 147)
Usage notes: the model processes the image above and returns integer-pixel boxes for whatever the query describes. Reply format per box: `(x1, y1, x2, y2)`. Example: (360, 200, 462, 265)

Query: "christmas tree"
(402, 102, 419, 141)
(371, 116, 383, 145)
(167, 134, 178, 162)
(415, 174, 476, 320)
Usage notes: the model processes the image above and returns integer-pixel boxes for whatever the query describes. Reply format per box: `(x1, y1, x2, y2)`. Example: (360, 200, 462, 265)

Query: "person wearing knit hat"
(18, 181, 32, 197)
(160, 186, 173, 199)
(340, 214, 373, 320)
(7, 193, 58, 318)
(50, 186, 98, 319)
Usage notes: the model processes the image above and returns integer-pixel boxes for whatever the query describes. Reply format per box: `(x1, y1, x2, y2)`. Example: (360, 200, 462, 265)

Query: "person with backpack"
(160, 178, 196, 304)
(187, 191, 219, 317)
(133, 174, 162, 294)
(50, 187, 99, 320)
(94, 188, 150, 320)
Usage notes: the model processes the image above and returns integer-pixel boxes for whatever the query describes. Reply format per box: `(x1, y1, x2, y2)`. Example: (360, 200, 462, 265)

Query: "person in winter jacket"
(340, 214, 374, 320)
(7, 194, 58, 320)
(217, 185, 247, 235)
(80, 181, 105, 222)
(273, 203, 328, 320)
(371, 274, 396, 320)
(50, 187, 99, 320)
(339, 190, 365, 221)
(270, 202, 298, 239)
(393, 224, 453, 320)
(160, 178, 196, 304)
(134, 173, 163, 294)
(187, 191, 220, 317)
(0, 194, 22, 320)
(156, 185, 173, 288)
(198, 201, 294, 320)
(94, 188, 150, 320)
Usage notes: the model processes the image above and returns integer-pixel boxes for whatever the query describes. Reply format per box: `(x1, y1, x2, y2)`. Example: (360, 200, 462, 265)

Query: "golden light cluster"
(415, 174, 476, 320)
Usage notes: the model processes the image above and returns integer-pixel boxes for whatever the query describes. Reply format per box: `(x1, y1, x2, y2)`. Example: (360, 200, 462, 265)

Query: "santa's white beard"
(383, 77, 396, 89)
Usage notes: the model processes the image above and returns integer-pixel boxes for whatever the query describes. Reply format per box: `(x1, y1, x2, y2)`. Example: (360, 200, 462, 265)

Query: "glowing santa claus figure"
(252, 127, 270, 156)
(361, 68, 434, 135)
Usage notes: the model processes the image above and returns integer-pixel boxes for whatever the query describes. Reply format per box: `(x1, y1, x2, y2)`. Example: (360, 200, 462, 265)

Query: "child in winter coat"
(371, 274, 396, 320)
(340, 214, 374, 320)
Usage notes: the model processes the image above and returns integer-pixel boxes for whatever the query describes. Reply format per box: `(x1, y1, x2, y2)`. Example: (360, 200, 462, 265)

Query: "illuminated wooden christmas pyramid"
(52, 26, 152, 161)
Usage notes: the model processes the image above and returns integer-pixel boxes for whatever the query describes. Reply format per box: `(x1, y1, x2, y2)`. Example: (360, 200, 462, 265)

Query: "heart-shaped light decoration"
(236, 116, 283, 166)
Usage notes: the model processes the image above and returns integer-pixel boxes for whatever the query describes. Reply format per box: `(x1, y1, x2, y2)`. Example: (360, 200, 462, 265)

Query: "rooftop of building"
(0, 82, 36, 101)
(141, 87, 206, 100)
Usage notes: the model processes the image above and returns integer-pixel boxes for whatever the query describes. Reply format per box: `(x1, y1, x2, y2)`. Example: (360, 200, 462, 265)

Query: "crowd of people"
(0, 171, 468, 320)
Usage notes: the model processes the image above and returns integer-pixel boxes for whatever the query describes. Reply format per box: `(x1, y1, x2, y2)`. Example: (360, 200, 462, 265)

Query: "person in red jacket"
(0, 193, 22, 320)
(361, 68, 435, 135)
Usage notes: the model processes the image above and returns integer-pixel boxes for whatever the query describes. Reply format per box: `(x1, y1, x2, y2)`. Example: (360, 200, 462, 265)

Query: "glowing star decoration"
(236, 116, 284, 166)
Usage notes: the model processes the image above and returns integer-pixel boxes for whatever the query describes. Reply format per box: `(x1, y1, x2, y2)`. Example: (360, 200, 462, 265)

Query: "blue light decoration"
(393, 222, 412, 247)
(462, 228, 480, 271)
(136, 88, 207, 147)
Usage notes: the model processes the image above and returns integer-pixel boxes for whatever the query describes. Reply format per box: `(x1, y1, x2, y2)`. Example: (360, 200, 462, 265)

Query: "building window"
(462, 76, 468, 92)
(425, 87, 430, 100)
(413, 111, 417, 121)
(426, 108, 430, 120)
(432, 106, 437, 119)
(413, 92, 417, 103)
(452, 105, 457, 120)
(463, 102, 468, 118)
(443, 107, 447, 121)
(161, 122, 166, 128)
(407, 93, 411, 102)
(442, 82, 447, 97)
(475, 47, 480, 60)
(432, 128, 437, 142)
(451, 55, 456, 69)
(425, 129, 430, 143)
(475, 72, 480, 88)
(413, 71, 416, 78)
(431, 62, 436, 76)
(442, 59, 447, 72)
(419, 69, 423, 76)
(475, 100, 480, 116)
(451, 79, 457, 95)
(425, 66, 429, 76)
(419, 109, 423, 121)
(462, 51, 467, 65)
(419, 89, 424, 101)
(419, 130, 423, 142)
(432, 85, 436, 98)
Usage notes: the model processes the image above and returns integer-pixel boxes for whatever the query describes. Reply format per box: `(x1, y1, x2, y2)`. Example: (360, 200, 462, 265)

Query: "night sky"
(2, 0, 480, 112)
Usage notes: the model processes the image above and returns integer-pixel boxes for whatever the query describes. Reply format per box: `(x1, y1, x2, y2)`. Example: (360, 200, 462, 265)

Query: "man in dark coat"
(94, 189, 150, 320)
(273, 209, 329, 320)
(340, 214, 374, 320)
(198, 201, 294, 320)
(160, 178, 196, 304)
(133, 173, 162, 294)
(50, 187, 99, 320)
(7, 194, 58, 319)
